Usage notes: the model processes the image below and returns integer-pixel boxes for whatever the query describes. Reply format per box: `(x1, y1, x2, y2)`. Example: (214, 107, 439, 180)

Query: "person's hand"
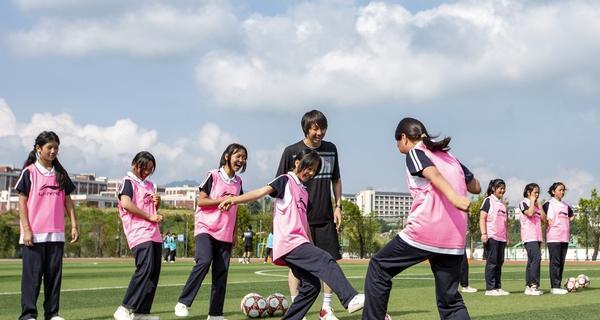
(70, 226, 79, 243)
(148, 214, 163, 223)
(153, 193, 161, 209)
(23, 229, 34, 246)
(219, 198, 235, 211)
(481, 233, 488, 243)
(452, 196, 471, 212)
(333, 207, 342, 231)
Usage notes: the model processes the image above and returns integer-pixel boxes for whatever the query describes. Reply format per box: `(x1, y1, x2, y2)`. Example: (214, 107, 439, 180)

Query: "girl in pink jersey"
(363, 118, 481, 320)
(173, 143, 247, 319)
(219, 149, 365, 320)
(543, 182, 575, 295)
(16, 131, 79, 320)
(519, 183, 546, 295)
(480, 179, 509, 296)
(113, 151, 163, 320)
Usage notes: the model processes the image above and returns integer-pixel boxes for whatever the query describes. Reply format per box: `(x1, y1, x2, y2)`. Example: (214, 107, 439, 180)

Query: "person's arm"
(120, 195, 163, 222)
(197, 190, 231, 207)
(466, 178, 481, 195)
(539, 201, 547, 222)
(219, 186, 274, 211)
(522, 198, 536, 217)
(332, 178, 342, 231)
(479, 211, 488, 243)
(153, 193, 161, 210)
(18, 194, 33, 246)
(64, 195, 79, 243)
(422, 166, 470, 211)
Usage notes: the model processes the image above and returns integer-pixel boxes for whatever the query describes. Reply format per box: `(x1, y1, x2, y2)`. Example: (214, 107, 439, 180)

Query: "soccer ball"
(266, 293, 289, 316)
(564, 277, 577, 292)
(241, 293, 268, 318)
(576, 274, 590, 288)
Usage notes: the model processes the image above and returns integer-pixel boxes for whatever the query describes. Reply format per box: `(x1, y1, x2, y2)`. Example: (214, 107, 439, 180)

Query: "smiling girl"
(218, 149, 365, 320)
(174, 143, 247, 319)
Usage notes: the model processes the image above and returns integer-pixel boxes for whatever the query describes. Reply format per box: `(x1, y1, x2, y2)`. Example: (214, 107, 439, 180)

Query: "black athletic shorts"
(309, 221, 342, 260)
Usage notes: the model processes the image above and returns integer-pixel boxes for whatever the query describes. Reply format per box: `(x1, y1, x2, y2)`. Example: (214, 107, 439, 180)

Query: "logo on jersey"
(38, 184, 61, 196)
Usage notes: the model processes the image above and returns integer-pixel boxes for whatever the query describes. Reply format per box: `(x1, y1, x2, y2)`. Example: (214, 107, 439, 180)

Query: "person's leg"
(208, 240, 232, 316)
(288, 269, 300, 301)
(484, 239, 500, 290)
(362, 236, 430, 320)
(178, 234, 214, 307)
(558, 243, 568, 285)
(282, 265, 321, 320)
(459, 252, 469, 287)
(284, 244, 358, 307)
(134, 242, 162, 314)
(20, 244, 44, 320)
(547, 243, 562, 288)
(496, 241, 506, 289)
(43, 242, 64, 319)
(430, 254, 471, 320)
(121, 242, 153, 312)
(524, 242, 534, 287)
(311, 222, 342, 315)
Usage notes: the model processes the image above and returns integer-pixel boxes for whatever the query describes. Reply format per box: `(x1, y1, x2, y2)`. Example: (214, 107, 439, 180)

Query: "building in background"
(343, 188, 413, 223)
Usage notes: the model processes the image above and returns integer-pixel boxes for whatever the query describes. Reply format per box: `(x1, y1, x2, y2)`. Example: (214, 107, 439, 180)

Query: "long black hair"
(394, 117, 451, 151)
(219, 143, 248, 173)
(23, 131, 73, 191)
(486, 179, 506, 196)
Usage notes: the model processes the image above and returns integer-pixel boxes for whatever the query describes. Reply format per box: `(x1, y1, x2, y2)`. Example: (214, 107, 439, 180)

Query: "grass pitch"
(1, 259, 599, 319)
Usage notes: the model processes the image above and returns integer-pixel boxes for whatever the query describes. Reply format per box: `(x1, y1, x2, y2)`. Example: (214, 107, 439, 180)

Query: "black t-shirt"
(242, 230, 254, 246)
(276, 140, 340, 225)
(15, 168, 76, 197)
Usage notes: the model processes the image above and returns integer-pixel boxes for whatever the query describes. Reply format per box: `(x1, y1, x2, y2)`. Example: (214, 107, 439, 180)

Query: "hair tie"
(420, 133, 428, 139)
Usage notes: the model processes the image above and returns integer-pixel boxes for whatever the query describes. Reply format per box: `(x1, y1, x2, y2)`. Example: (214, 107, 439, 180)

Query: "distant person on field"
(519, 183, 546, 296)
(242, 226, 254, 264)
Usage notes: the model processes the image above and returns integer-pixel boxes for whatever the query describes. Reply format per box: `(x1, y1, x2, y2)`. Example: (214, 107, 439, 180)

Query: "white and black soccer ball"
(241, 293, 268, 318)
(564, 277, 577, 292)
(576, 274, 590, 288)
(266, 293, 289, 317)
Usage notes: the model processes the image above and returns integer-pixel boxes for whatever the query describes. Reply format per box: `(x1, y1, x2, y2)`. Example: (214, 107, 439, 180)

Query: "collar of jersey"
(34, 161, 55, 176)
(219, 167, 238, 184)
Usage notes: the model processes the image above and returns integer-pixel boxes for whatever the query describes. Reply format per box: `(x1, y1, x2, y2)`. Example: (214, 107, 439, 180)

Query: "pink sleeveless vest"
(21, 163, 65, 235)
(546, 198, 570, 243)
(399, 144, 468, 255)
(194, 169, 242, 243)
(519, 199, 542, 243)
(272, 173, 310, 266)
(484, 195, 507, 242)
(118, 175, 162, 249)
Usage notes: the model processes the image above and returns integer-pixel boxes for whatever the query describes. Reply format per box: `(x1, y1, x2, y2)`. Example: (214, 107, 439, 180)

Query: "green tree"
(341, 200, 381, 258)
(0, 211, 19, 258)
(577, 188, 600, 261)
(467, 194, 485, 259)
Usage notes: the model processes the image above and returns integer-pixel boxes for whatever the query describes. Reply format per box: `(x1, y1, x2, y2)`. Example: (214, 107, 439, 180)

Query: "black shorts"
(244, 244, 253, 252)
(310, 221, 341, 260)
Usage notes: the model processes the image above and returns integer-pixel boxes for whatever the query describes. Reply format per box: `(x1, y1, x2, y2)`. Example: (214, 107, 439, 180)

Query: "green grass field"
(0, 259, 599, 320)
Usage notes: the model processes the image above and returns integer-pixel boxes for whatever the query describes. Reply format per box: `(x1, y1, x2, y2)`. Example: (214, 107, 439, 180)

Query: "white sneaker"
(319, 307, 339, 320)
(50, 317, 65, 320)
(114, 306, 132, 320)
(206, 316, 227, 320)
(497, 288, 510, 295)
(384, 314, 393, 320)
(485, 289, 502, 296)
(551, 288, 568, 295)
(461, 286, 478, 293)
(525, 285, 543, 296)
(132, 314, 159, 320)
(347, 293, 365, 313)
(174, 302, 190, 317)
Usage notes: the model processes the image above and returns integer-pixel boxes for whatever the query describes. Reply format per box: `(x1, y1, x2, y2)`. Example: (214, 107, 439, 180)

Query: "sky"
(1, 0, 600, 205)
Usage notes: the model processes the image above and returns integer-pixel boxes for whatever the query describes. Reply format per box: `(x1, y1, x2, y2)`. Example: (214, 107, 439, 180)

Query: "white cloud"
(195, 0, 600, 110)
(0, 99, 17, 137)
(8, 2, 238, 57)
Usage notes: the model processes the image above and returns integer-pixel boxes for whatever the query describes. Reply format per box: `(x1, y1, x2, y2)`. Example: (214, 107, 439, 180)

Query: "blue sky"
(1, 0, 599, 204)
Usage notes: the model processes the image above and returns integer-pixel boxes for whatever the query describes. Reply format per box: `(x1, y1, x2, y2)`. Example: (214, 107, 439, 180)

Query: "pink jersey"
(118, 173, 162, 249)
(546, 198, 571, 243)
(399, 143, 468, 255)
(272, 173, 310, 266)
(194, 169, 242, 243)
(20, 163, 66, 237)
(519, 198, 542, 243)
(483, 195, 507, 242)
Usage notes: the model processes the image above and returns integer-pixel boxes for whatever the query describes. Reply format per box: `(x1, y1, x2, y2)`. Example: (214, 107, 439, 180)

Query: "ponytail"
(53, 158, 73, 192)
(395, 117, 451, 151)
(23, 149, 37, 168)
